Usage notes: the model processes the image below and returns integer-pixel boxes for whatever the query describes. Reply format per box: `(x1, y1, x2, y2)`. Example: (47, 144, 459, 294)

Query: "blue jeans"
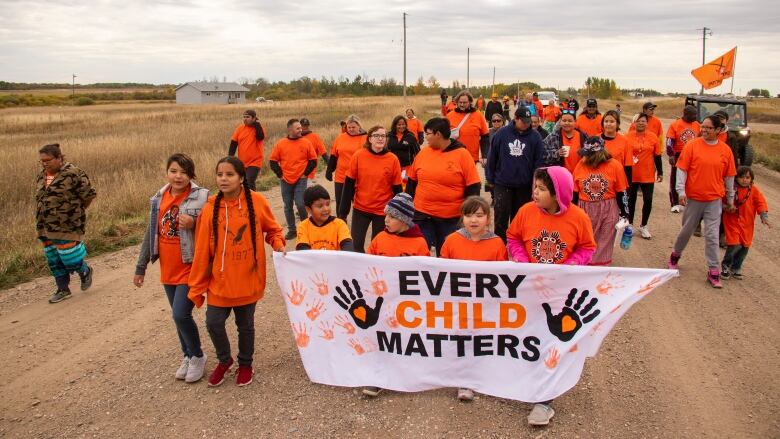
(722, 244, 750, 273)
(281, 178, 307, 233)
(416, 215, 459, 256)
(163, 284, 203, 358)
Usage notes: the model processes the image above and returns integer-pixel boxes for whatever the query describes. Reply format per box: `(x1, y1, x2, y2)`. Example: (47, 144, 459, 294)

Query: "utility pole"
(72, 74, 77, 97)
(698, 27, 712, 94)
(402, 12, 407, 99)
(466, 47, 470, 89)
(491, 66, 495, 94)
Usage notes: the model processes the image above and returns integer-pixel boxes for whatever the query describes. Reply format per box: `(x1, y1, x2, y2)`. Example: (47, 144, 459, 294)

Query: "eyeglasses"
(491, 119, 503, 123)
(370, 134, 389, 139)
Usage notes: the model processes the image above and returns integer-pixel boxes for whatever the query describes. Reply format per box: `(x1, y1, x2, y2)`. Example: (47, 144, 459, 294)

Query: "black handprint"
(333, 279, 384, 330)
(542, 288, 601, 342)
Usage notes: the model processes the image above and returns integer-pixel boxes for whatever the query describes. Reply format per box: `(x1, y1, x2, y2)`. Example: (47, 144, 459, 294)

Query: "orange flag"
(691, 47, 737, 90)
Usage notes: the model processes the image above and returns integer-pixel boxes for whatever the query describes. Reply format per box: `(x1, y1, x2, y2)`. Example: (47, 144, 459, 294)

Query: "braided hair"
(211, 156, 257, 265)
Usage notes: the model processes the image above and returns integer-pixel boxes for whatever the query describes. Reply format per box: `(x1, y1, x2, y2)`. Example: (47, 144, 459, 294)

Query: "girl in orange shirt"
(625, 113, 663, 239)
(188, 156, 285, 388)
(572, 136, 629, 266)
(326, 114, 367, 212)
(600, 110, 633, 183)
(134, 153, 210, 383)
(338, 125, 403, 252)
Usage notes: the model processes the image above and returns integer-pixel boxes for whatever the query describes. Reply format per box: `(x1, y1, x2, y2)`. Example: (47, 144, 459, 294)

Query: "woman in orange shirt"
(601, 110, 633, 183)
(188, 156, 285, 388)
(572, 136, 629, 266)
(326, 114, 367, 212)
(405, 108, 424, 144)
(338, 126, 403, 252)
(625, 113, 663, 239)
(446, 90, 490, 163)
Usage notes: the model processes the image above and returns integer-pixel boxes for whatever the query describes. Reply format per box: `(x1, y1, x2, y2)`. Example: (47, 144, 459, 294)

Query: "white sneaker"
(670, 205, 682, 213)
(638, 226, 652, 239)
(185, 354, 207, 383)
(175, 357, 189, 380)
(527, 403, 555, 426)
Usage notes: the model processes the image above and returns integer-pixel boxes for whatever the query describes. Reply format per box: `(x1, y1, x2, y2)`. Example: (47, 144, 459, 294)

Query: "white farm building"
(175, 82, 250, 105)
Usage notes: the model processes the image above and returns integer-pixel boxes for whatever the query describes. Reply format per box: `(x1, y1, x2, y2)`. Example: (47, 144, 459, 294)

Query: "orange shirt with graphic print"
(675, 137, 737, 202)
(561, 130, 583, 174)
(158, 187, 191, 285)
(302, 132, 326, 179)
(231, 124, 265, 168)
(573, 159, 628, 202)
(576, 114, 603, 136)
(440, 232, 508, 261)
(331, 132, 368, 183)
(626, 130, 662, 183)
(603, 133, 633, 167)
(347, 149, 403, 215)
(446, 111, 489, 161)
(666, 119, 701, 153)
(408, 145, 481, 219)
(296, 216, 351, 250)
(269, 137, 317, 184)
(506, 203, 596, 264)
(367, 231, 430, 257)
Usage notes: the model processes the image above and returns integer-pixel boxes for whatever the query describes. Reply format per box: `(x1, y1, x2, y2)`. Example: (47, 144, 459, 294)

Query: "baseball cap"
(515, 106, 532, 122)
(642, 102, 657, 110)
(586, 98, 597, 107)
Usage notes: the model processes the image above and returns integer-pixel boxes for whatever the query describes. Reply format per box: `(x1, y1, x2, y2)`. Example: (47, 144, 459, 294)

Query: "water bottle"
(620, 225, 633, 250)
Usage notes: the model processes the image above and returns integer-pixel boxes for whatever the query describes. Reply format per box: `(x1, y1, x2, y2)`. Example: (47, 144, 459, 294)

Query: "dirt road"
(1, 163, 779, 438)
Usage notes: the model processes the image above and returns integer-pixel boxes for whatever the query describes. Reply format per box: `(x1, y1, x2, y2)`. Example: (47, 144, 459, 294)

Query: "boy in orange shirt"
(721, 166, 770, 279)
(296, 185, 353, 251)
(228, 109, 265, 191)
(366, 193, 430, 257)
(575, 99, 603, 136)
(269, 118, 318, 240)
(188, 157, 285, 388)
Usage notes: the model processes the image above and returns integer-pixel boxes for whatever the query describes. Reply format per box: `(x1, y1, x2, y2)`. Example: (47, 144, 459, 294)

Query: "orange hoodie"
(188, 190, 285, 308)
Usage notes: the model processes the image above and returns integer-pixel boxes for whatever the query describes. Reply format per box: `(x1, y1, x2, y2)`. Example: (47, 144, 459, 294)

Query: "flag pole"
(730, 46, 737, 94)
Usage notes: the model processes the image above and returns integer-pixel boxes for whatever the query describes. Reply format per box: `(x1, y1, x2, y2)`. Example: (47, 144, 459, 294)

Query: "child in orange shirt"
(721, 166, 770, 279)
(367, 193, 430, 257)
(188, 156, 285, 388)
(440, 196, 507, 402)
(134, 153, 209, 383)
(296, 184, 353, 251)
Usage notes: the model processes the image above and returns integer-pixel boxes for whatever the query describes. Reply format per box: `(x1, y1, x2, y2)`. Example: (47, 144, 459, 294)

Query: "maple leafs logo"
(507, 139, 525, 157)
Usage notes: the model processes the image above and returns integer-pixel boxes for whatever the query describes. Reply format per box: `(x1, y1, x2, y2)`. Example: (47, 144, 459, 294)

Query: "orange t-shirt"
(626, 130, 662, 183)
(440, 231, 508, 261)
(331, 132, 368, 183)
(446, 110, 489, 161)
(158, 187, 191, 284)
(506, 203, 596, 264)
(296, 216, 351, 250)
(346, 149, 403, 215)
(406, 118, 423, 138)
(576, 114, 603, 137)
(675, 137, 737, 202)
(573, 159, 628, 201)
(723, 184, 768, 247)
(717, 131, 728, 143)
(561, 131, 583, 174)
(544, 105, 561, 122)
(666, 119, 701, 154)
(603, 133, 633, 167)
(367, 230, 430, 257)
(269, 137, 317, 184)
(302, 132, 326, 179)
(408, 145, 481, 219)
(231, 124, 265, 168)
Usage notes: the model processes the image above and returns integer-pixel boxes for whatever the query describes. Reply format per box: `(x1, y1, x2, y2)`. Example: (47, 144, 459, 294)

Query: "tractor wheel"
(740, 144, 754, 167)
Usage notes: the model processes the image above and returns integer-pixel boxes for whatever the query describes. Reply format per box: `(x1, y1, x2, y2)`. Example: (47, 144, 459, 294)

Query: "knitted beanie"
(384, 193, 415, 227)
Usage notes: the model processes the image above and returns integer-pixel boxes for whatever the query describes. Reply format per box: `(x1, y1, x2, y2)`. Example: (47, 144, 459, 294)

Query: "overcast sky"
(0, 0, 776, 93)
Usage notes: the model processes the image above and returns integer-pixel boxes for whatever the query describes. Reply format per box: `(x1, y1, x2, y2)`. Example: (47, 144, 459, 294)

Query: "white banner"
(273, 251, 677, 402)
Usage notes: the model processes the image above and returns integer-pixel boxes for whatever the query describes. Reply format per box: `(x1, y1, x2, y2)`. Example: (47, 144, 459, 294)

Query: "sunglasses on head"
(562, 109, 576, 115)
(492, 119, 503, 123)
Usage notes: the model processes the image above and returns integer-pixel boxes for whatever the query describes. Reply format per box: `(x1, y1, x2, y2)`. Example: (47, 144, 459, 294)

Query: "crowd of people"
(33, 91, 770, 427)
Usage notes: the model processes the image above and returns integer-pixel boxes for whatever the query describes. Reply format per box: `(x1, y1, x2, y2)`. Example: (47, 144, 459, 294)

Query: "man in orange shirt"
(269, 119, 318, 240)
(666, 105, 701, 212)
(445, 90, 489, 163)
(576, 99, 603, 136)
(228, 109, 265, 191)
(300, 118, 328, 181)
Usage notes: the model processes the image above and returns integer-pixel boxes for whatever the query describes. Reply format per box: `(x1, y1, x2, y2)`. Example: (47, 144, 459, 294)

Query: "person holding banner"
(366, 192, 430, 258)
(188, 156, 286, 387)
(338, 125, 403, 253)
(406, 117, 481, 256)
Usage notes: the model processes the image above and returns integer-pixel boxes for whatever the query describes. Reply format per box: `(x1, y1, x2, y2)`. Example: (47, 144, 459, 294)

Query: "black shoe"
(79, 265, 93, 291)
(284, 230, 296, 240)
(49, 289, 72, 303)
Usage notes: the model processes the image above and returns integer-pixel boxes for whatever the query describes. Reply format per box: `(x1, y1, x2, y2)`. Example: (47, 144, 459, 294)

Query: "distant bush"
(75, 96, 94, 106)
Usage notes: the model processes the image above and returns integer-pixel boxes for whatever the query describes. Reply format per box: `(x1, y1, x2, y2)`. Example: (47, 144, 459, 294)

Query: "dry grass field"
(0, 96, 440, 288)
(0, 88, 163, 96)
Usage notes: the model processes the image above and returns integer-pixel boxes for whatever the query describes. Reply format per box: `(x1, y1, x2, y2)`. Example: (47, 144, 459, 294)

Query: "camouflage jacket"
(35, 162, 97, 241)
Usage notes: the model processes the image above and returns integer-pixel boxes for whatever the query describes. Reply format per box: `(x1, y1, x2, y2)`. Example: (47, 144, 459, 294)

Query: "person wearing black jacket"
(486, 106, 546, 242)
(485, 93, 504, 124)
(387, 115, 421, 177)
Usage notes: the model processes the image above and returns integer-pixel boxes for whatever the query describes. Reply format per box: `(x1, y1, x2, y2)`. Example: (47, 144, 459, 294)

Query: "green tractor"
(685, 94, 754, 166)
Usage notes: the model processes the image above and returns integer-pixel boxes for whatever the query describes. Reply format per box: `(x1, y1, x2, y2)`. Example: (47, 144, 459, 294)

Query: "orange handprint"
(287, 280, 307, 306)
(310, 273, 329, 296)
(531, 275, 556, 300)
(318, 320, 335, 340)
(385, 315, 399, 328)
(365, 267, 388, 296)
(363, 337, 378, 353)
(348, 338, 366, 355)
(568, 344, 578, 353)
(544, 347, 560, 369)
(306, 298, 326, 321)
(636, 276, 662, 295)
(334, 315, 356, 334)
(291, 322, 310, 348)
(596, 273, 624, 295)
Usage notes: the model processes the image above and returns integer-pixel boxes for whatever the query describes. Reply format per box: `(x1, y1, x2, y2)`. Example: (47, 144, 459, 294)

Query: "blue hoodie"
(485, 123, 545, 188)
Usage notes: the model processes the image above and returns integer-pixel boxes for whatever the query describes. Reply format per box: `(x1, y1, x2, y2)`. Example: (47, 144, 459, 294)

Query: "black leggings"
(628, 182, 654, 226)
(350, 208, 385, 253)
(334, 182, 344, 214)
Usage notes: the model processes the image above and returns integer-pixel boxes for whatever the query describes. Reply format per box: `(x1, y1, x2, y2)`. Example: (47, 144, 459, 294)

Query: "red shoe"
(236, 365, 253, 387)
(207, 358, 234, 387)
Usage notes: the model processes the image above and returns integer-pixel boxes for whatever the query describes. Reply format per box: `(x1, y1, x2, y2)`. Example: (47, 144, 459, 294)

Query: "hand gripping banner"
(273, 251, 677, 402)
